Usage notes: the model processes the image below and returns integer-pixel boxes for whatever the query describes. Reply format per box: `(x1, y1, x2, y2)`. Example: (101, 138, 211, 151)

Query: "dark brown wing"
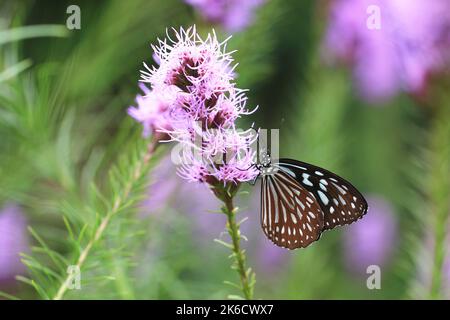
(275, 159, 368, 231)
(260, 170, 324, 249)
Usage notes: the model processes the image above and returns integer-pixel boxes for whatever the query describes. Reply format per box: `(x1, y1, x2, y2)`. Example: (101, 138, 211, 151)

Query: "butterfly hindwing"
(260, 170, 324, 249)
(275, 158, 368, 231)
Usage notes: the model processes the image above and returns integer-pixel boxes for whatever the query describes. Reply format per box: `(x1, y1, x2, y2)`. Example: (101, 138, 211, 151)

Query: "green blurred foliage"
(0, 0, 448, 300)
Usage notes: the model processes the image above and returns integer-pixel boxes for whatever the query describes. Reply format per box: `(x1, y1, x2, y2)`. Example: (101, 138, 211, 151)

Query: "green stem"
(53, 140, 157, 300)
(429, 104, 450, 299)
(222, 191, 254, 300)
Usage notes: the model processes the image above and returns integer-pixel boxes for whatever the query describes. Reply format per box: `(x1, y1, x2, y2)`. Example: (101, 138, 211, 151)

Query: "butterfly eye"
(259, 150, 271, 166)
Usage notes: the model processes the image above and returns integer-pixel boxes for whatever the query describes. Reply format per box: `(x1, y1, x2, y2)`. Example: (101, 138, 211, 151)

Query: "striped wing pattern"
(260, 159, 368, 250)
(261, 170, 324, 249)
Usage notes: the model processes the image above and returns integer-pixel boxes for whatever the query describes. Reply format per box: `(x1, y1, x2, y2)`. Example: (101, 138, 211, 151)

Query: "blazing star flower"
(0, 204, 29, 287)
(127, 83, 179, 138)
(132, 26, 260, 300)
(343, 196, 397, 275)
(135, 26, 258, 185)
(324, 0, 450, 102)
(185, 0, 264, 33)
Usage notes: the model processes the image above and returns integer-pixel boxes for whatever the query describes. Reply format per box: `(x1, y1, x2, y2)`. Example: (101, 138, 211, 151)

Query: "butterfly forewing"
(260, 170, 324, 249)
(275, 158, 368, 231)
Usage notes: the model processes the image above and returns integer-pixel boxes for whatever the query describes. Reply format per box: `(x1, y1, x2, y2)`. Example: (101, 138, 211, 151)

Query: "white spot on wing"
(291, 213, 298, 224)
(302, 173, 313, 187)
(317, 190, 329, 206)
(280, 166, 296, 178)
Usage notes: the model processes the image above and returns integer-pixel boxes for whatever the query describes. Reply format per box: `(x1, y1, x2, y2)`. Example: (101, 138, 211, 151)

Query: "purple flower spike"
(0, 204, 29, 287)
(127, 83, 179, 138)
(343, 196, 397, 275)
(130, 26, 258, 185)
(324, 0, 450, 103)
(185, 0, 264, 33)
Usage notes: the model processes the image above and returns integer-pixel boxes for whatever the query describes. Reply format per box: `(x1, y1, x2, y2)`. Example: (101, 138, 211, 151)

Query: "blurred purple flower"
(324, 0, 450, 102)
(0, 204, 29, 287)
(176, 181, 226, 237)
(185, 0, 264, 33)
(344, 196, 397, 275)
(142, 156, 179, 214)
(143, 154, 225, 236)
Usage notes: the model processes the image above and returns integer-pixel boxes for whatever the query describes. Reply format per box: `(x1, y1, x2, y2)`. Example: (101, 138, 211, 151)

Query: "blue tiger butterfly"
(253, 152, 368, 249)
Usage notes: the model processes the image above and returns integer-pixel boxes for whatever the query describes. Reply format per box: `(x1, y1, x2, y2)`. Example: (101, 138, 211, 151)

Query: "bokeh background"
(1, 0, 449, 299)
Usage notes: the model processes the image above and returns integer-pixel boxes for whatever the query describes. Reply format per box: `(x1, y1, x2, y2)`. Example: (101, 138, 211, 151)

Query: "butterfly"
(253, 152, 368, 250)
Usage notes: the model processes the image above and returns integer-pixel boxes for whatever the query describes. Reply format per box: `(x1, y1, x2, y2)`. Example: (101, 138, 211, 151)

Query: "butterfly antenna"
(236, 163, 258, 171)
(247, 126, 261, 164)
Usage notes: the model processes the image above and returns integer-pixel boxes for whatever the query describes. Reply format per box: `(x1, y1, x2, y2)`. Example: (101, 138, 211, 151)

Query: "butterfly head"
(257, 150, 280, 178)
(260, 150, 272, 168)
